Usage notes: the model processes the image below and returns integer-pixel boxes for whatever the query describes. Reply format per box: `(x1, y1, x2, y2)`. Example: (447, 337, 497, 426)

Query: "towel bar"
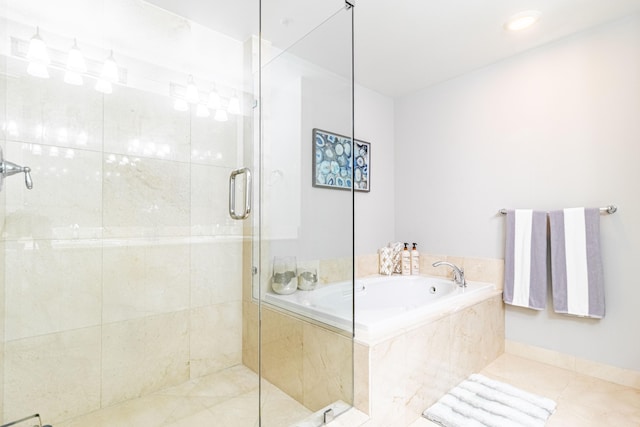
(498, 205, 617, 215)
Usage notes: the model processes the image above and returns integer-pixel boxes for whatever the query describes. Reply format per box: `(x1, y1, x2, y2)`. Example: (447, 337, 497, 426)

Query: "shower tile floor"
(56, 365, 312, 427)
(409, 353, 640, 427)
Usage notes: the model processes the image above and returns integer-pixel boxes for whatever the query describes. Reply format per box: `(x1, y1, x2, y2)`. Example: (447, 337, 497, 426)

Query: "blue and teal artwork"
(312, 128, 370, 192)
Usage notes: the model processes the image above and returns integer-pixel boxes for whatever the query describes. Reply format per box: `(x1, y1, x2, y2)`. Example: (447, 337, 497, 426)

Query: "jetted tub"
(264, 274, 498, 342)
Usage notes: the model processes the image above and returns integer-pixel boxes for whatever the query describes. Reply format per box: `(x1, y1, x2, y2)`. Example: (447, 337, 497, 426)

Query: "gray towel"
(503, 210, 548, 310)
(549, 208, 605, 318)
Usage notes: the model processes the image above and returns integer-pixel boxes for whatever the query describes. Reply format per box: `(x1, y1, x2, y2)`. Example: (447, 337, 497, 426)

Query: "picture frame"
(312, 128, 370, 192)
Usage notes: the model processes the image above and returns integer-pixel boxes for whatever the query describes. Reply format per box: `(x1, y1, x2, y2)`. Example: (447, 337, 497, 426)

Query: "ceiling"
(147, 0, 640, 97)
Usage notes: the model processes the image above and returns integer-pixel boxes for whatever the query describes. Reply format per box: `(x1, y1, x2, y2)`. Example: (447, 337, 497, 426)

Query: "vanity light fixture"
(26, 27, 50, 78)
(504, 10, 541, 31)
(100, 50, 119, 83)
(64, 40, 87, 85)
(214, 108, 228, 122)
(66, 39, 87, 73)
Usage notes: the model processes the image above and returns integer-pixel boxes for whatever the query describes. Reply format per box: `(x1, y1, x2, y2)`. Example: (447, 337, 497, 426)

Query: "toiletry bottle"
(411, 243, 420, 275)
(401, 243, 411, 276)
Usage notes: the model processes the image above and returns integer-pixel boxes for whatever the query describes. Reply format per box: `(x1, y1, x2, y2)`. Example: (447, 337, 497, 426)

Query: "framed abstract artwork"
(312, 128, 370, 192)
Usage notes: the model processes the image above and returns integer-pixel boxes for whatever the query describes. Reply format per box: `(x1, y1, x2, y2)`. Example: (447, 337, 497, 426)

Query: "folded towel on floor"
(503, 210, 548, 310)
(423, 374, 556, 427)
(549, 208, 605, 318)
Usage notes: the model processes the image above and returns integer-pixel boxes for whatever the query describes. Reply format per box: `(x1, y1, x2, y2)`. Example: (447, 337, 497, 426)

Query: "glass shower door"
(252, 1, 355, 425)
(0, 0, 259, 425)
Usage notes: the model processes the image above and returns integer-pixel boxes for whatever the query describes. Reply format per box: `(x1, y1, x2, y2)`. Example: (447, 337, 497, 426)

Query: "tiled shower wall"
(0, 64, 244, 424)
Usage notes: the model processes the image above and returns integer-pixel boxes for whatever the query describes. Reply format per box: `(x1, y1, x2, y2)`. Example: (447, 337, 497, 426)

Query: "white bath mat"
(423, 374, 556, 427)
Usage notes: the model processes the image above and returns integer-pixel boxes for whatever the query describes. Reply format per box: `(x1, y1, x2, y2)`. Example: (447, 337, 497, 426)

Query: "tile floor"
(51, 353, 640, 426)
(409, 353, 640, 427)
(54, 365, 312, 427)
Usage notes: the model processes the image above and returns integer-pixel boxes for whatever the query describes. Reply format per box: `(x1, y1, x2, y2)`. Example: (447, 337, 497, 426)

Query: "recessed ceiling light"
(505, 10, 541, 31)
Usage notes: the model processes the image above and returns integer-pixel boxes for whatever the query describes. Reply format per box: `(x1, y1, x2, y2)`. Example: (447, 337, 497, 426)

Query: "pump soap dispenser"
(411, 243, 420, 275)
(401, 243, 411, 276)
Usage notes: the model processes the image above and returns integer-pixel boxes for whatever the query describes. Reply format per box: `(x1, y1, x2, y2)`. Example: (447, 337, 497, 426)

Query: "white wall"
(394, 14, 640, 371)
(355, 84, 395, 255)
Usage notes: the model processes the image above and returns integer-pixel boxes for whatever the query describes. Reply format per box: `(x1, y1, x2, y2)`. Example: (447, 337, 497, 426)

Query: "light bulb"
(64, 70, 83, 86)
(27, 27, 50, 64)
(208, 90, 221, 109)
(100, 51, 119, 83)
(95, 78, 113, 94)
(186, 75, 199, 104)
(173, 98, 189, 112)
(227, 95, 240, 115)
(66, 39, 87, 73)
(505, 11, 541, 31)
(27, 61, 49, 79)
(196, 104, 210, 118)
(214, 109, 228, 122)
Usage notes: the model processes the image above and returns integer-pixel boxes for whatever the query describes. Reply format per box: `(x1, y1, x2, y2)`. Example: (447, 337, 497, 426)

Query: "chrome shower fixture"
(0, 147, 33, 191)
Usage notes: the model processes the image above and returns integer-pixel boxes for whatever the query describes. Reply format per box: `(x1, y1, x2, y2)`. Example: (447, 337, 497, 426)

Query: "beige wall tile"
(4, 142, 103, 240)
(302, 323, 353, 411)
(450, 295, 505, 384)
(191, 239, 242, 308)
(189, 302, 242, 378)
(4, 327, 101, 424)
(242, 301, 259, 373)
(319, 257, 352, 284)
(354, 342, 370, 414)
(101, 311, 190, 407)
(103, 155, 190, 238)
(356, 253, 379, 278)
(462, 256, 504, 289)
(5, 74, 104, 152)
(260, 307, 304, 402)
(368, 334, 407, 426)
(103, 86, 190, 163)
(191, 164, 242, 237)
(4, 240, 102, 341)
(191, 114, 239, 168)
(404, 316, 453, 425)
(103, 241, 190, 323)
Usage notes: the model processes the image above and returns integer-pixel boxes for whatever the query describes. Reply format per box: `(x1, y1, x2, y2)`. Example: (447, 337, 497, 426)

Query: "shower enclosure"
(0, 0, 354, 425)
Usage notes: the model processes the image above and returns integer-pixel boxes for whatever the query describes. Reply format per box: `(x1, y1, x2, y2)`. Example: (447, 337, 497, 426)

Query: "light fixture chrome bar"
(10, 36, 128, 84)
(498, 205, 617, 215)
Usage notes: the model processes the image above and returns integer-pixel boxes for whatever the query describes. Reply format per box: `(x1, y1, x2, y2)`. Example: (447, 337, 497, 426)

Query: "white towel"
(503, 210, 548, 310)
(549, 208, 605, 318)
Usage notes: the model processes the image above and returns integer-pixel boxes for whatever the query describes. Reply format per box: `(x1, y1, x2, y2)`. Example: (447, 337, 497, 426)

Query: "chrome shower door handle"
(229, 167, 252, 220)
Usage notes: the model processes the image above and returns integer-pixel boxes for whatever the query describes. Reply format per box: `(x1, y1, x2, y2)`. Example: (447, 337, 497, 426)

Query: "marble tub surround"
(355, 252, 504, 288)
(355, 294, 505, 427)
(242, 298, 354, 413)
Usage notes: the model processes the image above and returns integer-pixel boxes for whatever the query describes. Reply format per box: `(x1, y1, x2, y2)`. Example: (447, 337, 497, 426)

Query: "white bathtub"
(264, 274, 498, 343)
